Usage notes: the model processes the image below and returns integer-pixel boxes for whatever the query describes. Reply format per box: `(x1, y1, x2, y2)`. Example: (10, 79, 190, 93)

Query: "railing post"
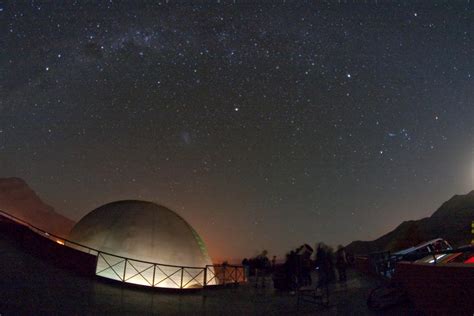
(123, 259, 127, 282)
(94, 252, 100, 276)
(180, 268, 184, 289)
(223, 265, 226, 285)
(203, 266, 208, 287)
(152, 264, 156, 287)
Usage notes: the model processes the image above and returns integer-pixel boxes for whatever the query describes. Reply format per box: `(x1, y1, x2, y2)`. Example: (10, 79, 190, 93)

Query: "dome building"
(68, 200, 214, 288)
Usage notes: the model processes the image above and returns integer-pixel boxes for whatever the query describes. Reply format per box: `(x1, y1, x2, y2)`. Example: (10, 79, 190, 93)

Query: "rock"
(0, 177, 75, 238)
(346, 191, 474, 255)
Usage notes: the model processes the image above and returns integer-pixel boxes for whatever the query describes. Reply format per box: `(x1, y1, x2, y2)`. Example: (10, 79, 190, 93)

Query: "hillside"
(346, 191, 474, 255)
(0, 177, 75, 237)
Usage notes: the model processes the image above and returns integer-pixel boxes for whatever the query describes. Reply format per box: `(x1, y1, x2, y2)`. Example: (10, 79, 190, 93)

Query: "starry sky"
(1, 1, 474, 261)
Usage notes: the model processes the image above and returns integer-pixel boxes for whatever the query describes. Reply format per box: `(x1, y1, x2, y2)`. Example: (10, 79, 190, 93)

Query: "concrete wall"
(394, 262, 474, 314)
(354, 256, 373, 275)
(0, 215, 97, 276)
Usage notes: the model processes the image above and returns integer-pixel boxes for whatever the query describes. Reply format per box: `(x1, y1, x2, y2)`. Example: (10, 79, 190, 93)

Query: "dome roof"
(68, 200, 212, 268)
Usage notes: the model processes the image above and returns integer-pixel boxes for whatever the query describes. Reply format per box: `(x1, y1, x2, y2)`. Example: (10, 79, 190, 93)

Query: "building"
(68, 200, 214, 288)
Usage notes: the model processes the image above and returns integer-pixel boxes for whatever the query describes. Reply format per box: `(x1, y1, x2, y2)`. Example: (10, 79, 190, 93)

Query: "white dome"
(69, 200, 213, 268)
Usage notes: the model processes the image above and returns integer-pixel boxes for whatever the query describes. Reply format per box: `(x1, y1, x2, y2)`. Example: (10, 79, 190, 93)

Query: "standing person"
(315, 243, 331, 303)
(301, 250, 313, 286)
(296, 244, 313, 286)
(287, 251, 298, 294)
(242, 258, 249, 281)
(336, 245, 347, 282)
(315, 244, 328, 289)
(255, 250, 270, 288)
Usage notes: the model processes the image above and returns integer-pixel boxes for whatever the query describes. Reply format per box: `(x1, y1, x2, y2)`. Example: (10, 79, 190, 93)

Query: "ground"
(0, 232, 415, 315)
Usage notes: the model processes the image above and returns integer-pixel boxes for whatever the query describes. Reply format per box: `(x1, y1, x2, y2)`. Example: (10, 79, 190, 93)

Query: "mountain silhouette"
(0, 177, 75, 237)
(346, 191, 474, 255)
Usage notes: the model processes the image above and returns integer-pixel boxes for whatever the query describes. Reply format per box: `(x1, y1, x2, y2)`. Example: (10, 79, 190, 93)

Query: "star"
(2, 1, 473, 262)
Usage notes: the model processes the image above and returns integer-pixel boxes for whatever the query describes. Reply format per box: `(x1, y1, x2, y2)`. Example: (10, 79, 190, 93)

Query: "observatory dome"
(68, 200, 213, 268)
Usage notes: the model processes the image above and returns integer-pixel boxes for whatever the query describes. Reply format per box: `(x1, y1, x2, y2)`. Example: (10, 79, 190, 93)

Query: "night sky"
(2, 1, 474, 261)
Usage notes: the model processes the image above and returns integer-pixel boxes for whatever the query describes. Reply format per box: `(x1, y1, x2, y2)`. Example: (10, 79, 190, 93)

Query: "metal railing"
(0, 209, 246, 289)
(400, 246, 474, 264)
(0, 209, 99, 255)
(95, 252, 209, 288)
(361, 246, 474, 279)
(205, 264, 246, 285)
(94, 252, 246, 289)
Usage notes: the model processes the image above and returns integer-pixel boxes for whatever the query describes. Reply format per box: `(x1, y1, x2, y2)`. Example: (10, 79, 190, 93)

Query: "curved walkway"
(0, 229, 415, 315)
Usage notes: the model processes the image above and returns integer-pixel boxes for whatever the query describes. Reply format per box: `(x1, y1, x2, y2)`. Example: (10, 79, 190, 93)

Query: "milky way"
(1, 1, 474, 260)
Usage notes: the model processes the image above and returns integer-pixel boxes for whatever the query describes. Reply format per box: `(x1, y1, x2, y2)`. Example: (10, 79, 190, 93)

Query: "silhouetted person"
(255, 250, 270, 288)
(336, 245, 347, 282)
(301, 251, 312, 286)
(286, 251, 298, 294)
(242, 258, 249, 280)
(315, 243, 332, 293)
